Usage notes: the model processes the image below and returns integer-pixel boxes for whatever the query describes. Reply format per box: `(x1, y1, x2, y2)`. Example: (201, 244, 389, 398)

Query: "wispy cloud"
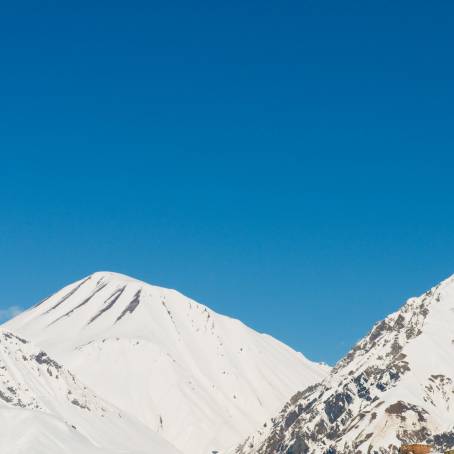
(0, 305, 23, 321)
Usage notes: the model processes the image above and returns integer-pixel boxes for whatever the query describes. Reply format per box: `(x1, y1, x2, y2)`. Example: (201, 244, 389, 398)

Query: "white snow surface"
(4, 271, 328, 454)
(0, 330, 181, 454)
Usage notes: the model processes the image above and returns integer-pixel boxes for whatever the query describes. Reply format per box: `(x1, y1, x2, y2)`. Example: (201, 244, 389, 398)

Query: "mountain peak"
(89, 270, 146, 285)
(4, 272, 329, 454)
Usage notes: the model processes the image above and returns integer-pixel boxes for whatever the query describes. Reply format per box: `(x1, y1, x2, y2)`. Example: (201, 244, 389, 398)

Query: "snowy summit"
(3, 271, 328, 454)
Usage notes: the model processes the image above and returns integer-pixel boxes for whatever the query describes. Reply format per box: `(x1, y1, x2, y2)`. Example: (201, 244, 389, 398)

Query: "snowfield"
(0, 408, 115, 454)
(0, 330, 181, 454)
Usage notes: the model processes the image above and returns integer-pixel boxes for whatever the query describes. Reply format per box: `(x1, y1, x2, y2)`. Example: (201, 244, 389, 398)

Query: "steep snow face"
(5, 271, 329, 454)
(235, 275, 454, 454)
(0, 330, 181, 454)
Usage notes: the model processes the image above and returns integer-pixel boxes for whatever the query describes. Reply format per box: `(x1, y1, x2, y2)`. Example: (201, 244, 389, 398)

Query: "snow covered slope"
(235, 275, 454, 454)
(0, 408, 111, 454)
(0, 330, 181, 454)
(5, 271, 329, 454)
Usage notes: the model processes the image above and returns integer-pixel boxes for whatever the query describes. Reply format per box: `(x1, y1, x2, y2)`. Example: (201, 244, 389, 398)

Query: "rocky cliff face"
(236, 276, 454, 454)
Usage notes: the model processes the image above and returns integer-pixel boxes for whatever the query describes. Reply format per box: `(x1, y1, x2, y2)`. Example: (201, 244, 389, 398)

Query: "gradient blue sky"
(1, 1, 453, 364)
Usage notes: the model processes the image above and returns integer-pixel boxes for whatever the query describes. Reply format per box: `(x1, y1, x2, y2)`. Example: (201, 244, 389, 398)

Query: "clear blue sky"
(1, 1, 453, 364)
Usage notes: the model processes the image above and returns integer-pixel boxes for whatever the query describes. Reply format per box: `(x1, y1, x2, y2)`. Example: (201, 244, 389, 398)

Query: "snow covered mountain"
(235, 275, 454, 454)
(4, 271, 329, 454)
(0, 330, 180, 454)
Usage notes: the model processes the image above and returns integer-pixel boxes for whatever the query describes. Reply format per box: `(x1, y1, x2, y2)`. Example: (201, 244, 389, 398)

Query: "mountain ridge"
(234, 274, 454, 454)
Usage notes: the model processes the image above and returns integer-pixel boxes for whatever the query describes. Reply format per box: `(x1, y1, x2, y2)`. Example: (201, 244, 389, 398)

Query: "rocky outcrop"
(236, 276, 454, 454)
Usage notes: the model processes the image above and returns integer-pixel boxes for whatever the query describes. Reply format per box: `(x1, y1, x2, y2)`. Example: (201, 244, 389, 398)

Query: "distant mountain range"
(3, 271, 454, 453)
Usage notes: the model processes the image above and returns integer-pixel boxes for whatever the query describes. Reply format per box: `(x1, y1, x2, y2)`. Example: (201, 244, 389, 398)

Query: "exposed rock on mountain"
(236, 275, 454, 454)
